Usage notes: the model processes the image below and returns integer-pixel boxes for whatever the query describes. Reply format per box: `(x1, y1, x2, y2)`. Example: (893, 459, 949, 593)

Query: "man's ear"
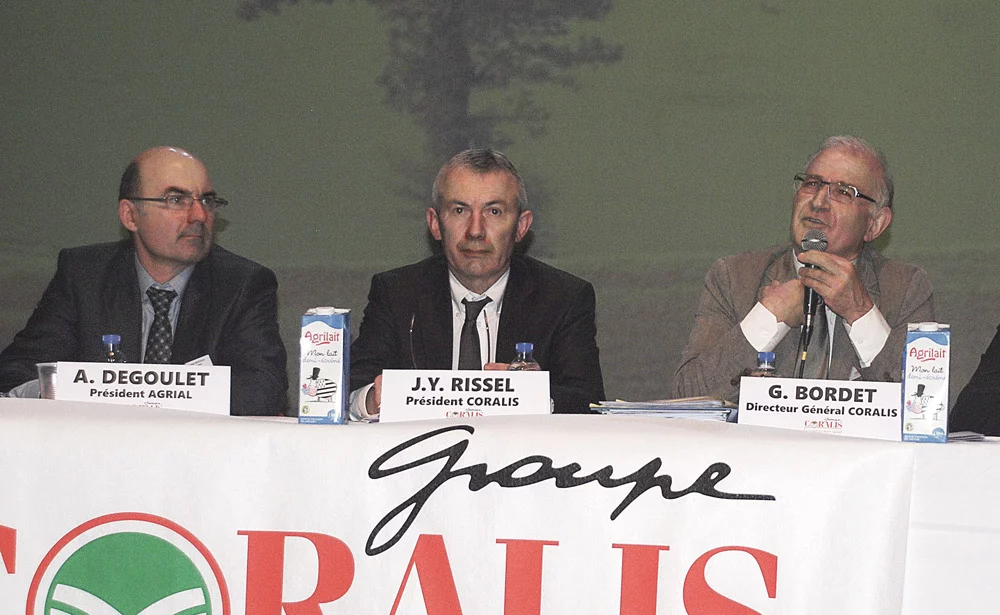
(119, 199, 139, 232)
(426, 207, 442, 241)
(515, 210, 533, 242)
(864, 205, 892, 243)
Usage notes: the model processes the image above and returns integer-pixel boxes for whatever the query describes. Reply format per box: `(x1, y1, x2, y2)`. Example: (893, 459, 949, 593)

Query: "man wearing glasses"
(0, 146, 288, 415)
(673, 136, 934, 403)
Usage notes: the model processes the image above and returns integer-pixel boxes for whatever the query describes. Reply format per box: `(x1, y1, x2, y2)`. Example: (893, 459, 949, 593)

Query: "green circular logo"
(29, 513, 230, 615)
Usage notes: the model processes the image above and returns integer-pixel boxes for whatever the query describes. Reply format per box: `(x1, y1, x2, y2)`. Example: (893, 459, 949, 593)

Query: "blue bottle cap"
(102, 334, 121, 344)
(758, 351, 775, 363)
(515, 342, 534, 353)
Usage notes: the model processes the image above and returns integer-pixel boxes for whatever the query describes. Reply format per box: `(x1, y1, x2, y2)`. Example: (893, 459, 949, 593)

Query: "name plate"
(379, 369, 550, 423)
(52, 362, 231, 416)
(738, 377, 901, 441)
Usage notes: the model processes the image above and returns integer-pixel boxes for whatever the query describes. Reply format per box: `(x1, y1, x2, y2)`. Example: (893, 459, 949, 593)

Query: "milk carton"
(299, 307, 350, 424)
(902, 322, 950, 443)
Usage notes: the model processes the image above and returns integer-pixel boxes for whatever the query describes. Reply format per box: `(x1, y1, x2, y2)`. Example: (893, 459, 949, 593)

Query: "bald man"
(0, 147, 288, 415)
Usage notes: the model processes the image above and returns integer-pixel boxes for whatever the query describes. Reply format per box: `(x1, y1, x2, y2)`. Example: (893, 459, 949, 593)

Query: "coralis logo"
(908, 346, 946, 362)
(305, 330, 341, 345)
(27, 512, 230, 615)
(804, 419, 842, 431)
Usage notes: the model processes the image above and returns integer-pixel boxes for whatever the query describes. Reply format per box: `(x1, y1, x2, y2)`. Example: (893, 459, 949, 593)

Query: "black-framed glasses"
(126, 194, 229, 212)
(793, 174, 877, 205)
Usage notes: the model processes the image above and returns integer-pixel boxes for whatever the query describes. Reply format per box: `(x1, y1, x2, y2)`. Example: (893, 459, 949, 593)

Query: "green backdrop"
(3, 0, 998, 407)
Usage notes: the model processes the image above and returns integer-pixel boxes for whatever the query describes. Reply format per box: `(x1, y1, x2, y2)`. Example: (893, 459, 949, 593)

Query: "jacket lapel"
(758, 246, 801, 376)
(413, 256, 454, 369)
(101, 241, 143, 363)
(171, 254, 212, 364)
(761, 244, 797, 288)
(829, 245, 881, 379)
(496, 256, 533, 364)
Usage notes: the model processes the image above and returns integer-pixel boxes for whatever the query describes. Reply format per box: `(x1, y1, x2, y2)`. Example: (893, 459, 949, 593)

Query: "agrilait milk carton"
(299, 307, 350, 424)
(902, 322, 950, 443)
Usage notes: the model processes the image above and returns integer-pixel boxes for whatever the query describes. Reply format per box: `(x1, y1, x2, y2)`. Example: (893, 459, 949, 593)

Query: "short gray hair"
(432, 149, 528, 213)
(807, 135, 894, 209)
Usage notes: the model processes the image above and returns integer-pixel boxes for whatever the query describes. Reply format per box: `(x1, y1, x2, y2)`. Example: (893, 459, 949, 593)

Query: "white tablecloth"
(0, 398, 995, 614)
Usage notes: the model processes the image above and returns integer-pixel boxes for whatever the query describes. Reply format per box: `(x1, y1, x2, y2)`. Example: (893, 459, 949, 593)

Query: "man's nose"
(466, 212, 485, 238)
(187, 198, 210, 222)
(809, 185, 831, 209)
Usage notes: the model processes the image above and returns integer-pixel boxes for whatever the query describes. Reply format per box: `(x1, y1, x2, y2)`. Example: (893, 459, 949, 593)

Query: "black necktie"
(458, 298, 492, 370)
(145, 287, 177, 364)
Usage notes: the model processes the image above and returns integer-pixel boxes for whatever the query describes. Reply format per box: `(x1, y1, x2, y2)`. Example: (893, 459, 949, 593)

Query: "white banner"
(0, 399, 918, 614)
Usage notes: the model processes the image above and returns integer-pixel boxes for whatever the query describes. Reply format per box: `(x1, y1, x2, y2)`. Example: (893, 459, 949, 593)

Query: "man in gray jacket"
(673, 136, 934, 403)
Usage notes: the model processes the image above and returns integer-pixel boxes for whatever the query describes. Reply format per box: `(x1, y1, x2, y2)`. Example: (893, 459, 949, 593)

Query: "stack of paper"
(593, 396, 735, 422)
(947, 430, 986, 442)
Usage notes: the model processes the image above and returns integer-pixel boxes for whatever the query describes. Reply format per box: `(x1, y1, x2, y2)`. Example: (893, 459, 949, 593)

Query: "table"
(0, 398, 996, 614)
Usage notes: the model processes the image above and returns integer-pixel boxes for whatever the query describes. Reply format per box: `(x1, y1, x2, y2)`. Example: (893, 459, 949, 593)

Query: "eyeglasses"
(793, 174, 877, 205)
(126, 194, 229, 212)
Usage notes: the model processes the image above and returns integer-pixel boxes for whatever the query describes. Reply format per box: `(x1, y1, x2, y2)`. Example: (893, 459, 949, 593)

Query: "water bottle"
(102, 334, 127, 363)
(750, 351, 776, 377)
(508, 342, 541, 371)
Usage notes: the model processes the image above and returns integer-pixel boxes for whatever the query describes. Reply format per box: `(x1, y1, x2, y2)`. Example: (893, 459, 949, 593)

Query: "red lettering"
(910, 347, 946, 361)
(0, 525, 13, 574)
(240, 530, 354, 615)
(497, 538, 558, 615)
(305, 331, 341, 345)
(682, 546, 778, 614)
(390, 534, 463, 615)
(612, 543, 670, 615)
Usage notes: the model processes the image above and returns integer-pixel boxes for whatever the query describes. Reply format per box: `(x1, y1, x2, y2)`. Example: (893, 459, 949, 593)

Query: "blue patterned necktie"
(144, 287, 177, 364)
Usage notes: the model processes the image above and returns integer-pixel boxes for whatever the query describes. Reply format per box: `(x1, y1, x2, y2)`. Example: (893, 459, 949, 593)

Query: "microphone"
(795, 229, 827, 378)
(408, 313, 418, 368)
(801, 229, 828, 325)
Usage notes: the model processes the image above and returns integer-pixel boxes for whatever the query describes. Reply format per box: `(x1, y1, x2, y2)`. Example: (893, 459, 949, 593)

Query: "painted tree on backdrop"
(237, 0, 622, 241)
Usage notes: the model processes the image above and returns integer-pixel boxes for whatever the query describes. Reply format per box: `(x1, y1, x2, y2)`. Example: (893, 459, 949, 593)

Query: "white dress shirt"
(446, 270, 508, 369)
(349, 270, 511, 419)
(739, 253, 890, 374)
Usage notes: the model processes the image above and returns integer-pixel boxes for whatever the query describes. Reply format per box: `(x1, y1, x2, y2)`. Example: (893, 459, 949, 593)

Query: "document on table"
(592, 396, 735, 421)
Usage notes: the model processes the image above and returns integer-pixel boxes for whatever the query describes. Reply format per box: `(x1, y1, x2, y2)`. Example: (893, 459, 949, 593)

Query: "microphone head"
(801, 229, 828, 253)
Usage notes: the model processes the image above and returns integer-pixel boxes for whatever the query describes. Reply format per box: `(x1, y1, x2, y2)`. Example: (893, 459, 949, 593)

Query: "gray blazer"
(672, 242, 934, 403)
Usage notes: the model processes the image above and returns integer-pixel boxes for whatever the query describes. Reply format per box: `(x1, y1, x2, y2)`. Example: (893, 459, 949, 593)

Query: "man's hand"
(797, 250, 873, 324)
(365, 374, 383, 415)
(759, 278, 805, 327)
(483, 362, 509, 371)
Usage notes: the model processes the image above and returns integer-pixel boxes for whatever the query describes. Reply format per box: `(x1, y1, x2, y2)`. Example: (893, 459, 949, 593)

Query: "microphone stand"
(794, 309, 817, 378)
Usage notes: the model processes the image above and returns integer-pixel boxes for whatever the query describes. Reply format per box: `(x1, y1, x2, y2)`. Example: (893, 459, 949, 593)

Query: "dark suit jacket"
(0, 240, 288, 416)
(950, 325, 1000, 435)
(672, 243, 935, 403)
(350, 253, 605, 413)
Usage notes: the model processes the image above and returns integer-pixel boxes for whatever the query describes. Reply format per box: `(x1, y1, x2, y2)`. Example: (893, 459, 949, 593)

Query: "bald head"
(117, 146, 217, 282)
(119, 147, 206, 200)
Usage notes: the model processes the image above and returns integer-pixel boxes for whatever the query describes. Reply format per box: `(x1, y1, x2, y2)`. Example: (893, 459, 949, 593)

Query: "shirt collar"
(448, 269, 510, 315)
(134, 256, 195, 298)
